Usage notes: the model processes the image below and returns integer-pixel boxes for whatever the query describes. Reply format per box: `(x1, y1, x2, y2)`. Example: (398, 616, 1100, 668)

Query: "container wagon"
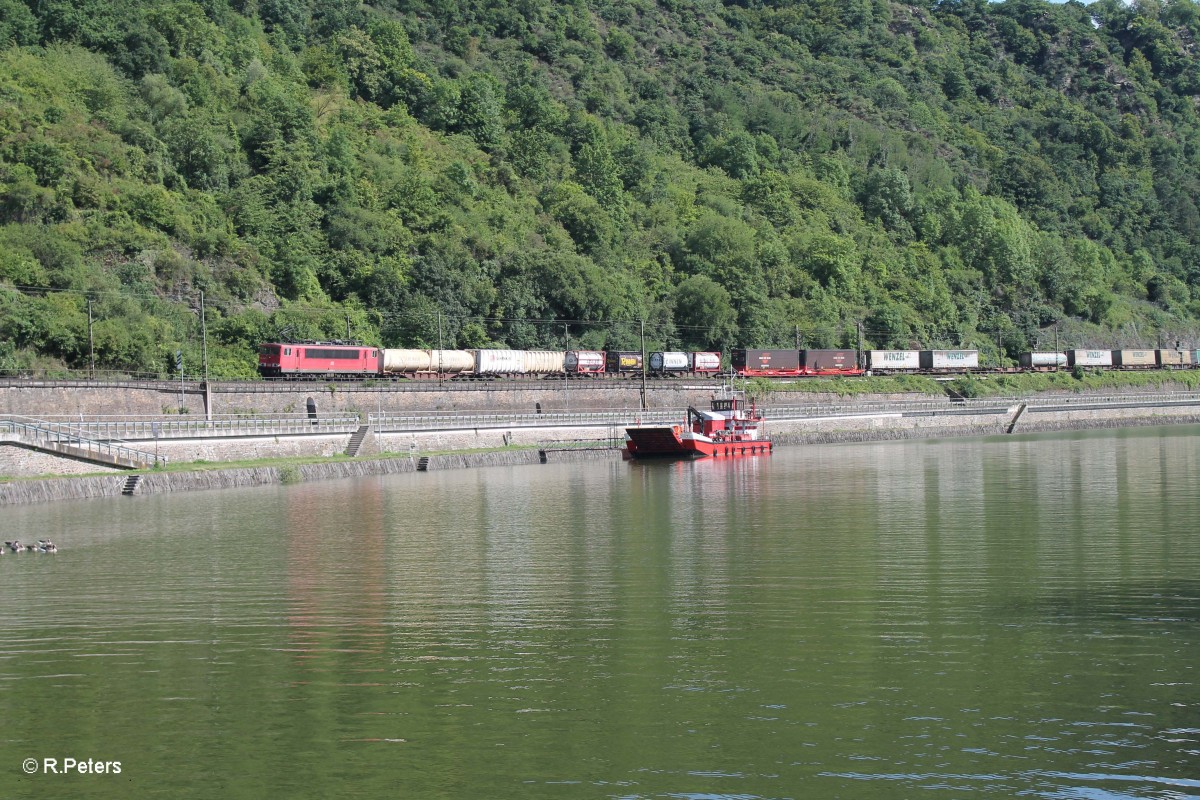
(475, 349, 526, 375)
(1019, 352, 1067, 369)
(521, 351, 567, 375)
(866, 350, 920, 373)
(1066, 349, 1113, 367)
(649, 351, 690, 375)
(1112, 349, 1156, 368)
(1156, 349, 1192, 368)
(733, 349, 802, 377)
(689, 352, 722, 374)
(565, 351, 605, 375)
(800, 349, 861, 375)
(920, 350, 980, 371)
(381, 349, 474, 377)
(606, 351, 643, 373)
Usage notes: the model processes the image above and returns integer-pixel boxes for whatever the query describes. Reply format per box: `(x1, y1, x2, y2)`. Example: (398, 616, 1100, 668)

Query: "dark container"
(605, 351, 643, 372)
(732, 349, 801, 374)
(800, 349, 857, 371)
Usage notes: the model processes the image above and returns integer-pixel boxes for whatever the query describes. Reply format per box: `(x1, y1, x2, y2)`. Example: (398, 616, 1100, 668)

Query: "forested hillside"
(2, 0, 1200, 376)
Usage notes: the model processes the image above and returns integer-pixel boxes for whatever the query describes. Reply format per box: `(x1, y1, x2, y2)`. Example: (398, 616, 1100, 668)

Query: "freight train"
(256, 343, 722, 379)
(257, 342, 1197, 380)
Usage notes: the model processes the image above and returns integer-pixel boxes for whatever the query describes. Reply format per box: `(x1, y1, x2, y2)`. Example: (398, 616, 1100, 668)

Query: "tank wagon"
(1020, 352, 1068, 369)
(648, 351, 722, 376)
(565, 350, 605, 375)
(382, 349, 474, 377)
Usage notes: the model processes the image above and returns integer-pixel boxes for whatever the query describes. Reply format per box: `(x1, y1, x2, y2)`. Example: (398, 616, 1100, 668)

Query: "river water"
(2, 427, 1198, 799)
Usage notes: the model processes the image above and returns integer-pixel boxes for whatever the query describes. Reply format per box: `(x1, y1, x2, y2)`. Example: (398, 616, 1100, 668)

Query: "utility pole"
(346, 312, 352, 342)
(856, 320, 864, 371)
(86, 297, 95, 379)
(437, 310, 443, 384)
(639, 318, 647, 411)
(176, 350, 185, 412)
(1054, 325, 1060, 370)
(200, 290, 208, 385)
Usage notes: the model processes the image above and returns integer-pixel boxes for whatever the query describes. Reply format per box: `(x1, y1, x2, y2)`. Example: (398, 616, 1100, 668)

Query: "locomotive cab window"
(284, 348, 292, 356)
(260, 345, 279, 356)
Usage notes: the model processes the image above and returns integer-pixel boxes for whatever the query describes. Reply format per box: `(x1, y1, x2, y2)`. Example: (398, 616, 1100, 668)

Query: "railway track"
(0, 374, 724, 392)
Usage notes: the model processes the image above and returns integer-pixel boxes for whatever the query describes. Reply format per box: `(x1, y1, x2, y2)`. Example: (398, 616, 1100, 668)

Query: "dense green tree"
(674, 274, 738, 350)
(2, 0, 1200, 374)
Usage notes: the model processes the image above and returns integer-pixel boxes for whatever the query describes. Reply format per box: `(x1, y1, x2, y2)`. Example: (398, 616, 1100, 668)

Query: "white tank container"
(382, 349, 432, 372)
(1020, 352, 1067, 368)
(523, 351, 566, 374)
(382, 349, 473, 373)
(565, 351, 605, 372)
(428, 350, 474, 372)
(690, 352, 721, 372)
(650, 352, 689, 371)
(475, 349, 525, 374)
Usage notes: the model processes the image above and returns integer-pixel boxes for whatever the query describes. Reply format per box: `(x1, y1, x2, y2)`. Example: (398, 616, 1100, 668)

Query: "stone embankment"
(0, 448, 604, 506)
(4, 388, 1200, 506)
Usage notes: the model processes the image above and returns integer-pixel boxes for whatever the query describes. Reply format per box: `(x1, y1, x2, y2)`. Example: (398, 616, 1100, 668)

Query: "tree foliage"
(3, 0, 1200, 375)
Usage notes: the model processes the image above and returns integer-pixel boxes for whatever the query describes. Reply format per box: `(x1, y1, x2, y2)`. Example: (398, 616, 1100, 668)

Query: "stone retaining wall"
(4, 398, 1200, 506)
(0, 443, 123, 476)
(0, 450, 559, 505)
(0, 383, 700, 417)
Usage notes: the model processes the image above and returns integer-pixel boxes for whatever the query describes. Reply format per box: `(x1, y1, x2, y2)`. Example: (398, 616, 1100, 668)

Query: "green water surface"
(2, 426, 1198, 798)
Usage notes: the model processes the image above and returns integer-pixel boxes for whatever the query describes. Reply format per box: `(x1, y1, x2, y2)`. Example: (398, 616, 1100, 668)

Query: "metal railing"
(0, 418, 165, 466)
(370, 408, 683, 432)
(15, 414, 363, 441)
(6, 391, 1198, 448)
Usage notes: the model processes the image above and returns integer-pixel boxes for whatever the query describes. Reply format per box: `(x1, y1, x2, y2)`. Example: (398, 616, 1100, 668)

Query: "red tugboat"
(624, 389, 773, 459)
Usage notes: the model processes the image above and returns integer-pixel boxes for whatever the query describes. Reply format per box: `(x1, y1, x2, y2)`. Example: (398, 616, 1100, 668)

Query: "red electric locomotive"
(258, 343, 380, 379)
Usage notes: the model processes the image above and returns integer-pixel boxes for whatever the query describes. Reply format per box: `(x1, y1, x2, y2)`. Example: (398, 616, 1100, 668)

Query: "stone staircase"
(344, 425, 370, 457)
(121, 475, 142, 495)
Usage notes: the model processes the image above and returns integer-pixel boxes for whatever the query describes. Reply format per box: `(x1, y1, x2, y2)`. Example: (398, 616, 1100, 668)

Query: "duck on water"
(5, 540, 57, 553)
